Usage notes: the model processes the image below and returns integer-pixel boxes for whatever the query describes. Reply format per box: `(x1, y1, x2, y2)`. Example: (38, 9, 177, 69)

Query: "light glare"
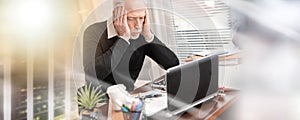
(16, 1, 51, 29)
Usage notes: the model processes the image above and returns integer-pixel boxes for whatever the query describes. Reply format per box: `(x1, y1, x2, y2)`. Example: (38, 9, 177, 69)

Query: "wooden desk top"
(185, 53, 241, 62)
(107, 86, 239, 120)
(179, 89, 239, 120)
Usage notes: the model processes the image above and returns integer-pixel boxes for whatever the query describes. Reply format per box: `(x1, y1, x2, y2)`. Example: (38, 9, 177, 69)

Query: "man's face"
(126, 9, 145, 39)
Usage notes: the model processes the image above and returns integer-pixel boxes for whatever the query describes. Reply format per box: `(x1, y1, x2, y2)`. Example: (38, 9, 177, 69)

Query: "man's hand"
(113, 6, 130, 40)
(141, 10, 154, 41)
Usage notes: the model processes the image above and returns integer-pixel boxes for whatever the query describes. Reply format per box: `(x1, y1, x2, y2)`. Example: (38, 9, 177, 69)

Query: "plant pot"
(80, 107, 101, 120)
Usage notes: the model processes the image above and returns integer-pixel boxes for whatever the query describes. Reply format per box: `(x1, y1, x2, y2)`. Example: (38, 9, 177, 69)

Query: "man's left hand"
(141, 10, 154, 41)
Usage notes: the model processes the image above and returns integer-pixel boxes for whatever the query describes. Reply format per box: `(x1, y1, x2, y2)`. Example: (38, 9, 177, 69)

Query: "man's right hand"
(113, 6, 130, 41)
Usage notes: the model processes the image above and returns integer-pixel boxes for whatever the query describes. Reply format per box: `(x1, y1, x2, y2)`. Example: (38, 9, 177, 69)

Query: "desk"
(107, 84, 239, 120)
(185, 53, 241, 63)
(178, 89, 239, 120)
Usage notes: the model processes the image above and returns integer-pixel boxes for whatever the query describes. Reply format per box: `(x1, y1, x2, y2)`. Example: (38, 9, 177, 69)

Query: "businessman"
(83, 0, 179, 91)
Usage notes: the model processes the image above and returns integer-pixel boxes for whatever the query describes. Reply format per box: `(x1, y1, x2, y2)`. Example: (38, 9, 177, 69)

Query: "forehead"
(127, 9, 146, 17)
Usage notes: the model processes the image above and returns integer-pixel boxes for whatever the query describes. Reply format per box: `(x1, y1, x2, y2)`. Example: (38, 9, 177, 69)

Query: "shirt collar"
(107, 17, 118, 39)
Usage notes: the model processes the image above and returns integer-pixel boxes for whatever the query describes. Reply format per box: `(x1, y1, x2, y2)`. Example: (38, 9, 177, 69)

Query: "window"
(170, 0, 233, 62)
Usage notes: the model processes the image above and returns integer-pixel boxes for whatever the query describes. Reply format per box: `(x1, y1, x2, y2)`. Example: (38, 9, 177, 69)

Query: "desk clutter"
(107, 84, 146, 120)
(150, 78, 166, 91)
(106, 84, 167, 119)
(121, 101, 143, 120)
(106, 84, 140, 111)
(139, 90, 167, 116)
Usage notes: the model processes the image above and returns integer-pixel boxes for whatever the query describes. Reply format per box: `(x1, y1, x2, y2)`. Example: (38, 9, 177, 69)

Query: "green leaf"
(76, 83, 106, 109)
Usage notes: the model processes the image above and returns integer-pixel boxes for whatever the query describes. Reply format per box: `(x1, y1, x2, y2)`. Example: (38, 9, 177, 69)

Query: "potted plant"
(77, 83, 107, 119)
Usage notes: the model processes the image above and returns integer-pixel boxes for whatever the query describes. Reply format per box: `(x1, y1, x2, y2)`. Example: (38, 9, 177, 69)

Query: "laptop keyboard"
(151, 78, 166, 91)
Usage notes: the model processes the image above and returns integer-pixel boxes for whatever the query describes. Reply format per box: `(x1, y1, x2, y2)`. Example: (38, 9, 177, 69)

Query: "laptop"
(166, 54, 219, 115)
(144, 54, 220, 116)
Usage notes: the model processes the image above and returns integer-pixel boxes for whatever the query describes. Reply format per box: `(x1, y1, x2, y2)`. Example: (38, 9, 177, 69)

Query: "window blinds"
(169, 0, 232, 62)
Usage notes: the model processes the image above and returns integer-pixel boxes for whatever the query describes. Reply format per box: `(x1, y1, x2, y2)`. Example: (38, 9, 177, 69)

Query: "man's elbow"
(172, 58, 180, 67)
(165, 58, 179, 69)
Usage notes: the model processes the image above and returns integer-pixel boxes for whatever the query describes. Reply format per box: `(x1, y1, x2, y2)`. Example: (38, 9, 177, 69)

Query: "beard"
(130, 29, 142, 39)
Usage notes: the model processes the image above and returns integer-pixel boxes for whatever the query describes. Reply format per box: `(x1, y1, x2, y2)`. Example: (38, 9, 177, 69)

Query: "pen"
(145, 93, 162, 98)
(130, 101, 137, 112)
(122, 104, 130, 112)
(135, 101, 143, 111)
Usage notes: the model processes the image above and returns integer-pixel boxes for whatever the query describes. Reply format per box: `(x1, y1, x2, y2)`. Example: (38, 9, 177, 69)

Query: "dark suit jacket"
(83, 21, 179, 91)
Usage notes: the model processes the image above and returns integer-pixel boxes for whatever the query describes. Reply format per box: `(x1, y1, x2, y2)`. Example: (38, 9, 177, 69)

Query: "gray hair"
(113, 0, 147, 8)
(113, 0, 124, 8)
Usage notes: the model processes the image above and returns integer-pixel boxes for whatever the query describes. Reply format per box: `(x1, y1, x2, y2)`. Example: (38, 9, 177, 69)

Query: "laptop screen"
(166, 55, 219, 114)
